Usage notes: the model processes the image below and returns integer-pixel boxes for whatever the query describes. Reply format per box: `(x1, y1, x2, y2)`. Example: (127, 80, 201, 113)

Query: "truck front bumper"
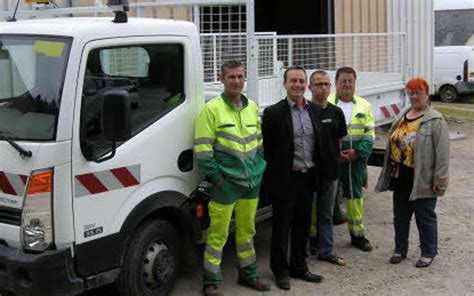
(0, 244, 83, 296)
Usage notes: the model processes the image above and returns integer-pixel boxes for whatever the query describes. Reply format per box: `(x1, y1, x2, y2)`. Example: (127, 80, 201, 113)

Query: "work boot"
(237, 276, 271, 291)
(351, 236, 373, 252)
(203, 284, 224, 296)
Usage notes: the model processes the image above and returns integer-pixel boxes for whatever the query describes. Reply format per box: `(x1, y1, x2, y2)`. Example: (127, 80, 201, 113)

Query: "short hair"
(335, 66, 357, 81)
(309, 70, 330, 84)
(406, 77, 429, 94)
(220, 60, 245, 76)
(283, 65, 307, 82)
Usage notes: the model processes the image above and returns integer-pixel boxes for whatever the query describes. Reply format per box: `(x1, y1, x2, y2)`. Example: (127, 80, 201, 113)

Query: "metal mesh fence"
(256, 33, 405, 76)
(0, 1, 406, 100)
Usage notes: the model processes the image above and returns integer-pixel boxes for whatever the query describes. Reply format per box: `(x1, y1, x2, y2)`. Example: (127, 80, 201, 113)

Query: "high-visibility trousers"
(345, 197, 365, 237)
(203, 198, 259, 286)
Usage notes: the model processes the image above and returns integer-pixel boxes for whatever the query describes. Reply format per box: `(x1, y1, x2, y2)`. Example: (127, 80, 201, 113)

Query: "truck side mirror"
(90, 89, 132, 163)
(102, 89, 132, 142)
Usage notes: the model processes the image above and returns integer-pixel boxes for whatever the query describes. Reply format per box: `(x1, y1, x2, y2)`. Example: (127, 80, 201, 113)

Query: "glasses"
(313, 82, 331, 89)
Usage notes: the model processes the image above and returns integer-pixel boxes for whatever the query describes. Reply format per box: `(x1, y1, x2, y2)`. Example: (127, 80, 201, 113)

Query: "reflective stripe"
(195, 151, 214, 158)
(348, 219, 363, 226)
(348, 123, 365, 129)
(342, 135, 374, 142)
(239, 254, 256, 268)
(205, 245, 222, 260)
(194, 137, 215, 146)
(217, 137, 260, 153)
(348, 124, 374, 131)
(214, 143, 257, 159)
(204, 260, 221, 273)
(236, 241, 254, 253)
(216, 131, 259, 145)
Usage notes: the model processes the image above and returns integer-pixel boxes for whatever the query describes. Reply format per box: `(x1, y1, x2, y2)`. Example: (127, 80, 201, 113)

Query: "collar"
(286, 97, 309, 109)
(221, 92, 249, 109)
(335, 96, 356, 105)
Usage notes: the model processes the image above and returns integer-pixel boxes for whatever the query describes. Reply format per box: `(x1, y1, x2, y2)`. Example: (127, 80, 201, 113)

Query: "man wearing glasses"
(308, 70, 347, 265)
(328, 67, 375, 252)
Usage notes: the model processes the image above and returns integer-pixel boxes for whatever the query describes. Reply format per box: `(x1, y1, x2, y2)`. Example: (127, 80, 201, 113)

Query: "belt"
(292, 167, 313, 174)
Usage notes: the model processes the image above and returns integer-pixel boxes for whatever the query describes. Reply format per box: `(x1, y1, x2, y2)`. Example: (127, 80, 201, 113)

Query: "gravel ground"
(82, 102, 474, 296)
(171, 103, 474, 296)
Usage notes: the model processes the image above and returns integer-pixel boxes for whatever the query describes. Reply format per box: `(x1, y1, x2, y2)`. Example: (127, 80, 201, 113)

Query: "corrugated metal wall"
(387, 0, 434, 86)
(333, 0, 388, 72)
(334, 0, 387, 33)
(334, 0, 434, 87)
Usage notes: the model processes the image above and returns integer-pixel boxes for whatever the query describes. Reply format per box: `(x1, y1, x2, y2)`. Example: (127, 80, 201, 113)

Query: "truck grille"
(0, 206, 22, 226)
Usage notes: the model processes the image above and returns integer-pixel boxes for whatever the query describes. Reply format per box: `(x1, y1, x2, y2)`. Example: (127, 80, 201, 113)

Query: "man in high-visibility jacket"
(328, 66, 375, 252)
(194, 60, 270, 296)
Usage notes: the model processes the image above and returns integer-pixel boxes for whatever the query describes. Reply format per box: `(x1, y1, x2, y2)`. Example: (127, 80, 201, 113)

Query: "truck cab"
(0, 17, 205, 295)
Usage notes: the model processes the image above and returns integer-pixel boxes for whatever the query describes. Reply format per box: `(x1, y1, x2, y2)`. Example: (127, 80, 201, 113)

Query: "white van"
(434, 46, 474, 102)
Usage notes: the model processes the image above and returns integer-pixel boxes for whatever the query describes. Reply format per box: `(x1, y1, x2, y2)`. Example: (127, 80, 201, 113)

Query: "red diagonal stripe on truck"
(76, 173, 108, 194)
(20, 175, 27, 184)
(391, 104, 400, 114)
(110, 167, 139, 187)
(0, 171, 17, 195)
(380, 106, 391, 118)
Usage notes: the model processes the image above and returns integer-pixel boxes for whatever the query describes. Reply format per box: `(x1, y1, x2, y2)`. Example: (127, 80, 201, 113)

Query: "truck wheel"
(439, 85, 458, 103)
(118, 220, 180, 296)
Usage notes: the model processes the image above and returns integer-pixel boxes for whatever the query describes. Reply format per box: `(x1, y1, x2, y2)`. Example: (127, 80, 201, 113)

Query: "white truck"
(434, 45, 474, 102)
(0, 10, 211, 296)
(0, 0, 434, 295)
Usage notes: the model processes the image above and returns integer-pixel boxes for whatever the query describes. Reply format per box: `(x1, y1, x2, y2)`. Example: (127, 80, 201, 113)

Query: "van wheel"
(118, 220, 180, 296)
(439, 85, 458, 103)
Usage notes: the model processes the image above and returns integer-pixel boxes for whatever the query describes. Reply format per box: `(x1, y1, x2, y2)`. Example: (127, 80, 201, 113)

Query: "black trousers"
(270, 170, 315, 276)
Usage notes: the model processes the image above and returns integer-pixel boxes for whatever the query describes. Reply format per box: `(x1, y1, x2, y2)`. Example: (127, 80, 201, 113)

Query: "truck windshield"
(0, 35, 71, 141)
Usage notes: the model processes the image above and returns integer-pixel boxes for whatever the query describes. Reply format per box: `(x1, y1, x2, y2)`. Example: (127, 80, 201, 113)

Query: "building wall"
(387, 0, 434, 86)
(333, 0, 388, 72)
(334, 0, 387, 33)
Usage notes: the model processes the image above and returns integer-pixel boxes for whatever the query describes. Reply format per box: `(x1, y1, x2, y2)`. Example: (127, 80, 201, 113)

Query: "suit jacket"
(261, 98, 322, 200)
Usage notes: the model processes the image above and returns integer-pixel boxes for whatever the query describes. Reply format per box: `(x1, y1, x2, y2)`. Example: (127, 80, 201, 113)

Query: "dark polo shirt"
(319, 102, 347, 180)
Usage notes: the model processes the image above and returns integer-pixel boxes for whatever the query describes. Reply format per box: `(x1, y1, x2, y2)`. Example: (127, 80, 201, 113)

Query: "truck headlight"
(21, 169, 54, 252)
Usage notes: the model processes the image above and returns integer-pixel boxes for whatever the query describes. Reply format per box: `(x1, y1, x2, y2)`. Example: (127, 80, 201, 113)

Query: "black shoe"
(389, 254, 406, 264)
(351, 236, 373, 252)
(289, 270, 323, 283)
(237, 277, 271, 291)
(415, 257, 435, 268)
(275, 275, 291, 290)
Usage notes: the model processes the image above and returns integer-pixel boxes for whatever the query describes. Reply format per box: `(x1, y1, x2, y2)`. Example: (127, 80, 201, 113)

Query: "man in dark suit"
(262, 66, 324, 290)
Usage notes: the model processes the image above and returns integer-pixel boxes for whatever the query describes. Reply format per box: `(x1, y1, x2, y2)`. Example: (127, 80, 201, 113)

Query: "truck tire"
(117, 220, 180, 296)
(439, 85, 458, 103)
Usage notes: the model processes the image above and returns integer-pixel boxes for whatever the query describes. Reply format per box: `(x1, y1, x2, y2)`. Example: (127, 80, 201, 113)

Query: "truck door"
(71, 36, 198, 276)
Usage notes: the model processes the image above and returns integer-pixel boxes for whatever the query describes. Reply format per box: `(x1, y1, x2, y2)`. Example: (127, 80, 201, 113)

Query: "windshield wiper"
(0, 132, 32, 158)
